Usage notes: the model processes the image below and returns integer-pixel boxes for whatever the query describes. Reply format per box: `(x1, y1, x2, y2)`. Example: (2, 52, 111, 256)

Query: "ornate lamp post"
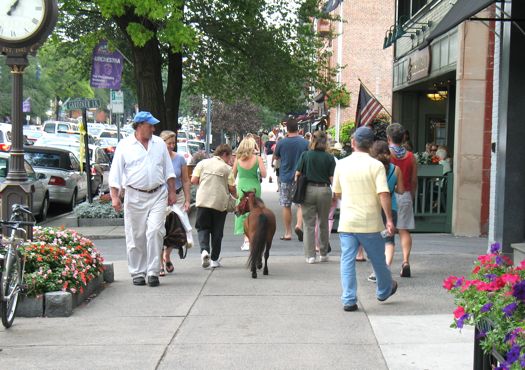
(0, 0, 58, 223)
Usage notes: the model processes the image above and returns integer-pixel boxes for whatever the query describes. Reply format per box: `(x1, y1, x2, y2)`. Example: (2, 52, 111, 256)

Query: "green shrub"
(327, 121, 355, 144)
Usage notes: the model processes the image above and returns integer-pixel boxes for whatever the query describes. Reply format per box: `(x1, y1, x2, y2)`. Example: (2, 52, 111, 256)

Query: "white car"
(176, 142, 193, 165)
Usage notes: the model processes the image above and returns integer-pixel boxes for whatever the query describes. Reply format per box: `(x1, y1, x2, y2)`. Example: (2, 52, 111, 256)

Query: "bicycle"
(0, 204, 35, 328)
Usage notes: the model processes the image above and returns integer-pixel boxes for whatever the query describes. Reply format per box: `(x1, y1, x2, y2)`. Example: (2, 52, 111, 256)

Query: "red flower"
(478, 255, 493, 265)
(502, 274, 520, 284)
(443, 276, 459, 290)
(454, 306, 466, 319)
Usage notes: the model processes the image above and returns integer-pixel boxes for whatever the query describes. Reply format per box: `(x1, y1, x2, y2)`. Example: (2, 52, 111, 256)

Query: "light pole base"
(0, 182, 34, 239)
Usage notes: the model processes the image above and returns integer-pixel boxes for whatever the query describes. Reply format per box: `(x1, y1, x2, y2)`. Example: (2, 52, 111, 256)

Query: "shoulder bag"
(291, 151, 308, 204)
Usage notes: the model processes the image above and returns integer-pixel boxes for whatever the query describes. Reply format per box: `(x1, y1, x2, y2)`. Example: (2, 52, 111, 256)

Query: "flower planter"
(16, 294, 45, 317)
(511, 242, 525, 266)
(417, 164, 445, 177)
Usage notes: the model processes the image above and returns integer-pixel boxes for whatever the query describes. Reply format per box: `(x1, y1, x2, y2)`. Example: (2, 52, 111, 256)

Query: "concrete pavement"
(0, 178, 486, 369)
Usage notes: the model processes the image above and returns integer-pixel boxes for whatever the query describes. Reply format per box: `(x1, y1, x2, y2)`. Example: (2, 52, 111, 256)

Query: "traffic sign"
(111, 90, 124, 114)
(63, 98, 100, 111)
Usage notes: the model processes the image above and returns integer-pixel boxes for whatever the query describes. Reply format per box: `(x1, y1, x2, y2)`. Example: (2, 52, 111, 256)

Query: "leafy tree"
(54, 0, 335, 132)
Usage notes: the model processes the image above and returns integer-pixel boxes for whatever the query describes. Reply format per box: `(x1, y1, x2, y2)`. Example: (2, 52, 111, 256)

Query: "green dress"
(234, 159, 261, 235)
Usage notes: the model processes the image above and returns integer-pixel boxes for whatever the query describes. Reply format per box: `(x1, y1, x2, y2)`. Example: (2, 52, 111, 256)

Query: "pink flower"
(501, 274, 520, 284)
(454, 306, 466, 319)
(478, 255, 493, 264)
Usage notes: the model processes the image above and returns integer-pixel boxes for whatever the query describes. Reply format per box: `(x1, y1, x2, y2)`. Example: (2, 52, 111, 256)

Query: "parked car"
(0, 152, 50, 221)
(0, 122, 12, 151)
(177, 130, 189, 142)
(23, 146, 88, 210)
(176, 142, 193, 165)
(23, 126, 45, 145)
(47, 142, 111, 195)
(42, 121, 79, 135)
(188, 139, 205, 151)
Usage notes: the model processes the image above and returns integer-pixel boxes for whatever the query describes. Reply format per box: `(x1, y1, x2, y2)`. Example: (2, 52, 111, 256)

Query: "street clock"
(0, 0, 58, 52)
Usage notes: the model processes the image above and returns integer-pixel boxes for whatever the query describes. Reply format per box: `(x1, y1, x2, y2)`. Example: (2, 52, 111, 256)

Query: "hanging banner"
(90, 40, 124, 90)
(22, 98, 31, 113)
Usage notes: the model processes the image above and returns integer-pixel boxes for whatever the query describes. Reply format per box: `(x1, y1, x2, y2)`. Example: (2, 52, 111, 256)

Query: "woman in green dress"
(233, 137, 267, 250)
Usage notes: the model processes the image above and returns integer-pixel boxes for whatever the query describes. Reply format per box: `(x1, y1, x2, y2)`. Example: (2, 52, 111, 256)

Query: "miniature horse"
(235, 190, 276, 278)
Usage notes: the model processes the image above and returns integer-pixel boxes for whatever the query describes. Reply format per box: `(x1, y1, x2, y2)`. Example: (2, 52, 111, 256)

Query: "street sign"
(63, 98, 100, 111)
(111, 90, 124, 114)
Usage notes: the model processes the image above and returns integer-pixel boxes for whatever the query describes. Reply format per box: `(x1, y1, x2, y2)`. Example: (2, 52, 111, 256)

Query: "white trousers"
(124, 187, 168, 278)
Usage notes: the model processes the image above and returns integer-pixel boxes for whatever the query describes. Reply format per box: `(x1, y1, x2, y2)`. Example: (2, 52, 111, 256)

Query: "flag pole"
(357, 78, 392, 118)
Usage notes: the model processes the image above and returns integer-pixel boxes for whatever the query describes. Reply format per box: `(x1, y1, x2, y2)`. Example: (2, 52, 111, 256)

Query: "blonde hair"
(236, 137, 256, 160)
(160, 130, 176, 142)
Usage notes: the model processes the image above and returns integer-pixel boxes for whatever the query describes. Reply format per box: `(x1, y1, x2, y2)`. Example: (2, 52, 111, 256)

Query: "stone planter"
(417, 164, 445, 177)
(511, 242, 525, 266)
(77, 217, 124, 227)
(17, 262, 113, 317)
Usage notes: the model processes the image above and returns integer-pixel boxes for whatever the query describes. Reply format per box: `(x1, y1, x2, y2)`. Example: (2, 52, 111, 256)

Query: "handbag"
(227, 195, 237, 213)
(291, 152, 308, 204)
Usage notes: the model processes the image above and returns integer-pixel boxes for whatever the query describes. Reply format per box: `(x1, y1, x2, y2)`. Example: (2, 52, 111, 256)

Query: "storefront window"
(426, 116, 447, 146)
(397, 0, 429, 22)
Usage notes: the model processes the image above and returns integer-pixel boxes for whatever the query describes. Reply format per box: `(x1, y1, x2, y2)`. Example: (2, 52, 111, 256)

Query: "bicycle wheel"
(1, 247, 22, 328)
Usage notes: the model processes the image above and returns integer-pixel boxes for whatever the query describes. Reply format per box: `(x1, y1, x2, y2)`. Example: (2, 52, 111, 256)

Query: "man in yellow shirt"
(333, 126, 398, 312)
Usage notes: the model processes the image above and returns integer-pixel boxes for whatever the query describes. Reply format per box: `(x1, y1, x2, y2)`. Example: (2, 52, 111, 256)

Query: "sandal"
(159, 267, 166, 277)
(400, 262, 411, 278)
(294, 227, 303, 242)
(280, 236, 292, 241)
(165, 261, 174, 273)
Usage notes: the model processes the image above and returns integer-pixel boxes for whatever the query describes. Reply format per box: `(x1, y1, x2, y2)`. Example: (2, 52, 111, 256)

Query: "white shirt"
(108, 134, 175, 190)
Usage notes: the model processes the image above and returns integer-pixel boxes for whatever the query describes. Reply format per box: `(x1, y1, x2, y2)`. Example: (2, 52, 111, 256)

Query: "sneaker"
(378, 280, 398, 302)
(319, 255, 329, 262)
(306, 257, 316, 264)
(132, 276, 146, 286)
(201, 250, 210, 268)
(210, 260, 222, 268)
(147, 276, 160, 287)
(367, 273, 377, 283)
(241, 241, 250, 251)
(343, 304, 358, 312)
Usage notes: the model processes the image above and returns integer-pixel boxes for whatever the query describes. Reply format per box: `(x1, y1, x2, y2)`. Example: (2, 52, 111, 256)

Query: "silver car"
(23, 146, 88, 210)
(0, 152, 50, 221)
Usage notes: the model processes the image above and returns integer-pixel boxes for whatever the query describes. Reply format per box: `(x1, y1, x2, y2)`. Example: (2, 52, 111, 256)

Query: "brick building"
(321, 0, 394, 135)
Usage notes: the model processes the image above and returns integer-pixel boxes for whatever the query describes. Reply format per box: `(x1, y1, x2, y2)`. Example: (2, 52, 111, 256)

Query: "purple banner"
(90, 40, 124, 90)
(22, 98, 31, 113)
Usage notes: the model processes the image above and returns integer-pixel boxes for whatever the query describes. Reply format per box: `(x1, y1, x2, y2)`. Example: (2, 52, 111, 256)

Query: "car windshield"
(177, 145, 189, 153)
(188, 144, 200, 155)
(24, 152, 63, 169)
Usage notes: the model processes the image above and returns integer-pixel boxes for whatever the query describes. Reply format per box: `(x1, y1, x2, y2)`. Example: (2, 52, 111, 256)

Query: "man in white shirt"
(109, 111, 176, 287)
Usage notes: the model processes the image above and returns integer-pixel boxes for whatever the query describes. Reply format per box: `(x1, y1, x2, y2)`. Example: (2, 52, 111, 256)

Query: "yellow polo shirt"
(333, 152, 389, 233)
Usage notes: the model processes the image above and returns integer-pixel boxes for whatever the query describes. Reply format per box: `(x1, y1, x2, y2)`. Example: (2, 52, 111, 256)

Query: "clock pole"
(6, 55, 29, 182)
(0, 0, 58, 227)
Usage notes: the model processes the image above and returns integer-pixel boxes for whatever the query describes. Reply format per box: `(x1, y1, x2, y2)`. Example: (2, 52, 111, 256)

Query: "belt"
(308, 182, 330, 187)
(128, 184, 163, 193)
(176, 187, 183, 194)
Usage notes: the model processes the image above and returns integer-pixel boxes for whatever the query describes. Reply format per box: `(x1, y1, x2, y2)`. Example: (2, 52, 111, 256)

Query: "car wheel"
(38, 195, 49, 222)
(68, 190, 77, 211)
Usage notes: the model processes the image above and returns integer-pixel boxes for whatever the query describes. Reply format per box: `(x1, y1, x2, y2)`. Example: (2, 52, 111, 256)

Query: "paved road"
(0, 177, 485, 369)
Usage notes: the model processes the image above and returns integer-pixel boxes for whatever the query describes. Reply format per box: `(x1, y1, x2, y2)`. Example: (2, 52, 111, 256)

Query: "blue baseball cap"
(353, 126, 374, 147)
(133, 111, 160, 125)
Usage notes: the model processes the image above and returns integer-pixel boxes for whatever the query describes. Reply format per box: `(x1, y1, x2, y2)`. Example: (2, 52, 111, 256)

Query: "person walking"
(233, 137, 266, 251)
(387, 123, 417, 278)
(109, 111, 176, 287)
(368, 140, 405, 282)
(191, 144, 237, 268)
(295, 131, 336, 263)
(159, 130, 191, 276)
(333, 126, 398, 312)
(273, 119, 309, 240)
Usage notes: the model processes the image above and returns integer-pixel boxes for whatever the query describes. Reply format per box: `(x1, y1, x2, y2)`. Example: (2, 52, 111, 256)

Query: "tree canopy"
(50, 0, 334, 132)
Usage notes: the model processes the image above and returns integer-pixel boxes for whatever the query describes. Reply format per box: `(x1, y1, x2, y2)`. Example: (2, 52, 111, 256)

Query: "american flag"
(355, 83, 382, 127)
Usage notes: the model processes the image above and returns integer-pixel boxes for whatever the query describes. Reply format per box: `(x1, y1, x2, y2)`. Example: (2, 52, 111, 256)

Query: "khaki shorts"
(395, 192, 415, 230)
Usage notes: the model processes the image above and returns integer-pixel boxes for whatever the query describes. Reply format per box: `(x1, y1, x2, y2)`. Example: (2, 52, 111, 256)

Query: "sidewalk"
(1, 179, 486, 369)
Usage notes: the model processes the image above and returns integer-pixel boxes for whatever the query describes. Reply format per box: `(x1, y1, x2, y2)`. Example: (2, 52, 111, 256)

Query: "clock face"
(0, 0, 46, 42)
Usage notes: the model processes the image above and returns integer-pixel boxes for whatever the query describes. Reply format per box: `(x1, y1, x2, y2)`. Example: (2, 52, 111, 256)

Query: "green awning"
(427, 0, 499, 43)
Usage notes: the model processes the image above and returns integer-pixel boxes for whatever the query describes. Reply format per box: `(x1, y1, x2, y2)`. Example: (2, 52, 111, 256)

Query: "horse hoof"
(263, 269, 268, 275)
(257, 263, 263, 269)
(252, 273, 257, 279)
